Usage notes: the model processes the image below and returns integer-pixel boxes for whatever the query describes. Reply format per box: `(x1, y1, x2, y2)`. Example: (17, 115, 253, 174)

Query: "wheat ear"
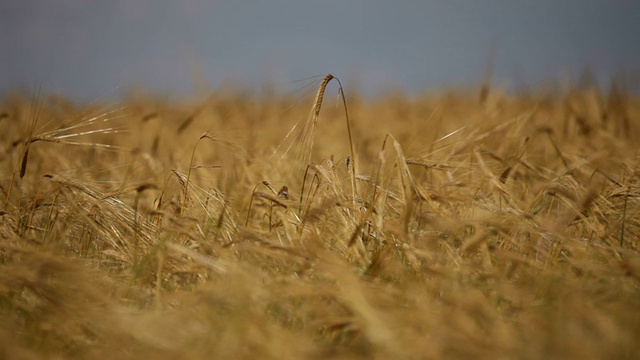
(310, 74, 358, 206)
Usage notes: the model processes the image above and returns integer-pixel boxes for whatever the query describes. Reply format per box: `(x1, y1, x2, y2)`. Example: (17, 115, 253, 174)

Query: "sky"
(1, 1, 639, 100)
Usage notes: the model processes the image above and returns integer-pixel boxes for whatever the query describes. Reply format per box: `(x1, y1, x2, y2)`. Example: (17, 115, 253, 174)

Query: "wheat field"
(1, 76, 639, 359)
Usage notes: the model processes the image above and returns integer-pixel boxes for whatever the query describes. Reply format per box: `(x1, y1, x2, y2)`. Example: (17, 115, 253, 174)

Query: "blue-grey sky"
(1, 1, 639, 100)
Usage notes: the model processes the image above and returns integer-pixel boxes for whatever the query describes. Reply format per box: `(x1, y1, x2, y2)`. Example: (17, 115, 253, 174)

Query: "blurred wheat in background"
(0, 76, 639, 359)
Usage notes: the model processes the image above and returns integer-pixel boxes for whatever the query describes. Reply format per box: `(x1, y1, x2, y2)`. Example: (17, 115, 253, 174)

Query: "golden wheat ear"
(314, 74, 359, 206)
(275, 74, 359, 206)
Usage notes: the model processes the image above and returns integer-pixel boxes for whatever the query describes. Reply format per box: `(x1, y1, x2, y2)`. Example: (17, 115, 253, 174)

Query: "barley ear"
(310, 74, 358, 206)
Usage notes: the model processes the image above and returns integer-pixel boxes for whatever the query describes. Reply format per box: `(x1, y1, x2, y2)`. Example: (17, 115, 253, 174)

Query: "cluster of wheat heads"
(0, 79, 640, 359)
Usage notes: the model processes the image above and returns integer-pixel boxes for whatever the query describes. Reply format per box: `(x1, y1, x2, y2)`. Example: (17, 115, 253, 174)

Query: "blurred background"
(1, 0, 639, 101)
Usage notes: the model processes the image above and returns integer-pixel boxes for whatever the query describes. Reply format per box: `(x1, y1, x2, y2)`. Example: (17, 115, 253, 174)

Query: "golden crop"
(0, 77, 639, 359)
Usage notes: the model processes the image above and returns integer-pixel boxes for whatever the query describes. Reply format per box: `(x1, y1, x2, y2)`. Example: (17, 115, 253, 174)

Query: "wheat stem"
(310, 74, 358, 206)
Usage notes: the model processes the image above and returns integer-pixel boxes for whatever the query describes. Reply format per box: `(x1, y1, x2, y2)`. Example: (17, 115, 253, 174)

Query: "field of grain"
(1, 76, 639, 359)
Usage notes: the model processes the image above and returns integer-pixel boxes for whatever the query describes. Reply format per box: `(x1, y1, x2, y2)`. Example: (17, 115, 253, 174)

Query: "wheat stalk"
(273, 74, 359, 207)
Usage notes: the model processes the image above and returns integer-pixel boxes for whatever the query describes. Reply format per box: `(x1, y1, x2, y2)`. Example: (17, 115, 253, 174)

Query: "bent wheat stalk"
(270, 74, 358, 208)
(303, 74, 359, 206)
